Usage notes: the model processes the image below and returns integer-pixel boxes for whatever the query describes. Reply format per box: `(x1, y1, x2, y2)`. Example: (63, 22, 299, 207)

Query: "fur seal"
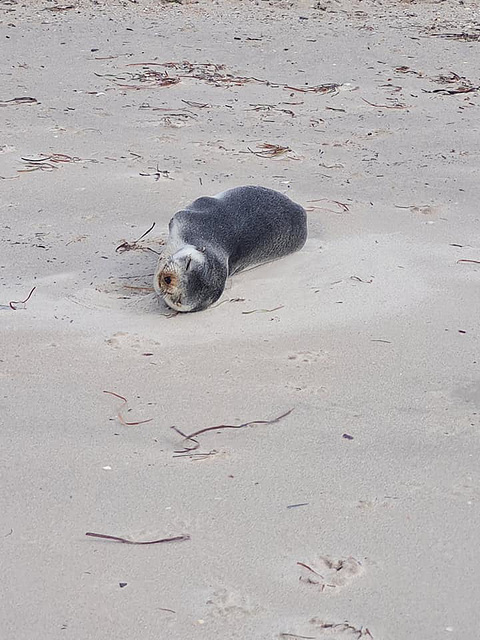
(153, 185, 307, 312)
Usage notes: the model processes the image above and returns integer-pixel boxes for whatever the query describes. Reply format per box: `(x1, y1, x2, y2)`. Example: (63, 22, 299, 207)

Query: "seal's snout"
(154, 266, 187, 311)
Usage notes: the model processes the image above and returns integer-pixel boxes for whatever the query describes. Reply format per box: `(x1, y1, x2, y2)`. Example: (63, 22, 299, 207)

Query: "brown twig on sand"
(103, 390, 153, 426)
(314, 622, 373, 638)
(394, 65, 424, 77)
(21, 153, 83, 164)
(423, 85, 479, 96)
(85, 532, 190, 545)
(9, 287, 36, 310)
(457, 259, 480, 264)
(138, 105, 197, 121)
(121, 61, 346, 96)
(173, 451, 217, 460)
(0, 96, 38, 106)
(181, 99, 210, 109)
(123, 285, 155, 292)
(18, 161, 57, 173)
(118, 272, 156, 280)
(284, 83, 340, 94)
(428, 32, 480, 42)
(361, 97, 408, 109)
(139, 164, 173, 182)
(18, 153, 94, 173)
(115, 222, 156, 253)
(172, 409, 294, 454)
(45, 4, 75, 10)
(297, 562, 323, 577)
(247, 143, 292, 158)
(115, 72, 180, 89)
(433, 71, 465, 85)
(171, 426, 199, 452)
(173, 448, 219, 460)
(210, 297, 245, 309)
(248, 104, 295, 117)
(307, 198, 350, 213)
(242, 305, 284, 314)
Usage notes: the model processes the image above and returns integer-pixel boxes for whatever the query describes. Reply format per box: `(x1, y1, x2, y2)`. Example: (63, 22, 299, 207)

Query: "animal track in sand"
(298, 556, 363, 592)
(205, 588, 255, 619)
(284, 382, 328, 395)
(356, 497, 398, 510)
(105, 331, 160, 351)
(288, 351, 328, 364)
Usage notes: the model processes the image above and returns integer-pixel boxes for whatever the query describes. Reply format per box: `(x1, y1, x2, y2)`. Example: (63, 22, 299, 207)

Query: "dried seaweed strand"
(173, 408, 293, 453)
(424, 86, 478, 95)
(297, 561, 323, 577)
(123, 285, 155, 292)
(242, 305, 284, 314)
(115, 222, 156, 253)
(316, 622, 373, 638)
(0, 96, 38, 106)
(457, 259, 480, 264)
(103, 390, 153, 426)
(21, 154, 83, 164)
(122, 61, 342, 94)
(171, 425, 200, 452)
(173, 449, 218, 460)
(307, 198, 350, 213)
(428, 32, 480, 42)
(362, 97, 407, 109)
(9, 286, 36, 310)
(247, 145, 291, 159)
(181, 99, 210, 108)
(284, 83, 339, 94)
(85, 532, 189, 545)
(183, 408, 293, 440)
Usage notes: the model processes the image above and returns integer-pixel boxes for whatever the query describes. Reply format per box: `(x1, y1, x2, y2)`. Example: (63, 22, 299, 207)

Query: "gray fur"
(154, 185, 307, 312)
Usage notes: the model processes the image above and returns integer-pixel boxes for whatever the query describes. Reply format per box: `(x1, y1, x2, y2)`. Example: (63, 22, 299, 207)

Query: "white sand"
(1, 1, 480, 638)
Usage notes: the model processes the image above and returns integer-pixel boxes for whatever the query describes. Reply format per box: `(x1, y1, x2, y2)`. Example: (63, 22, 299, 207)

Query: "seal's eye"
(163, 276, 172, 285)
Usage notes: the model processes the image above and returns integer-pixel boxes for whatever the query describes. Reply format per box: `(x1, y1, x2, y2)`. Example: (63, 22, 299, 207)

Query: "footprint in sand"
(205, 588, 255, 619)
(105, 332, 160, 351)
(297, 556, 363, 592)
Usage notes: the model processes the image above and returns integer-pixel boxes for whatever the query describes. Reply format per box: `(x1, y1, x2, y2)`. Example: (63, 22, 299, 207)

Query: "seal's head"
(154, 245, 228, 313)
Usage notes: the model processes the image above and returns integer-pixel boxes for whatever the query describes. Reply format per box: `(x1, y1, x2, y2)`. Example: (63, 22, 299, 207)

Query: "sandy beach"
(1, 0, 479, 638)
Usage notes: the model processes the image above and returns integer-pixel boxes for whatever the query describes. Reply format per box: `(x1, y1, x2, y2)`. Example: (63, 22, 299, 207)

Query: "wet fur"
(154, 185, 307, 312)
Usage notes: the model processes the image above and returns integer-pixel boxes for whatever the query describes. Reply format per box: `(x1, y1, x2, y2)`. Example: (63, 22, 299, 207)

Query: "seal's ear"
(185, 256, 192, 271)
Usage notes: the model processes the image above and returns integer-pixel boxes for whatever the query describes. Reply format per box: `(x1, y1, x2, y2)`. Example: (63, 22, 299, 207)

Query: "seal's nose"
(157, 270, 178, 295)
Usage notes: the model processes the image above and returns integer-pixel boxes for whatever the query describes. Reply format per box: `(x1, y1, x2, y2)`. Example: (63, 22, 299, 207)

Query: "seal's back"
(173, 186, 307, 274)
